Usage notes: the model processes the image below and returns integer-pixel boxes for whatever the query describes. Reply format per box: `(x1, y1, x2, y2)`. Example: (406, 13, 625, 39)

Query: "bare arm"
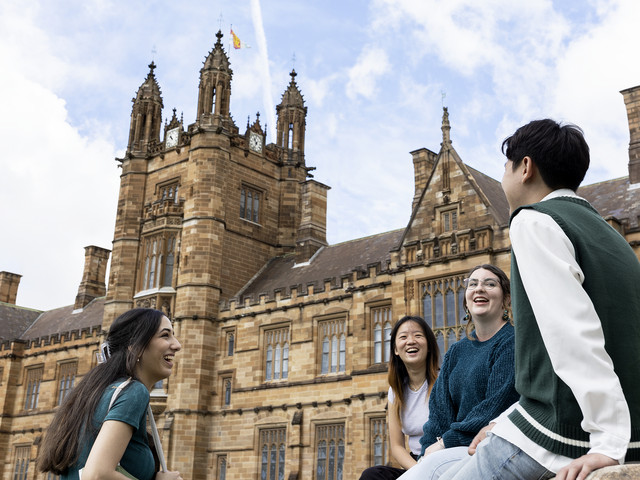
(81, 420, 135, 480)
(388, 409, 417, 469)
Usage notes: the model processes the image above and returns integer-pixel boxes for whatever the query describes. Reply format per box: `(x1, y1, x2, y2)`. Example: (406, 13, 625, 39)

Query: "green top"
(509, 197, 640, 460)
(62, 379, 154, 480)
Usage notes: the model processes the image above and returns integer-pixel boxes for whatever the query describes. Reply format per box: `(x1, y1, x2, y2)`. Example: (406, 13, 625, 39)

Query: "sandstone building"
(2, 31, 640, 480)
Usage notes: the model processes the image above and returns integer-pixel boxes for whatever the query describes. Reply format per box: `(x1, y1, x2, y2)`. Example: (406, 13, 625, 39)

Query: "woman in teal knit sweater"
(398, 264, 519, 480)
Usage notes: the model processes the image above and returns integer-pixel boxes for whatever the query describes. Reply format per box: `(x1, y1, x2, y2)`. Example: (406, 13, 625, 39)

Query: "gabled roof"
(20, 297, 105, 340)
(579, 176, 640, 229)
(0, 303, 42, 342)
(465, 165, 510, 225)
(237, 229, 404, 300)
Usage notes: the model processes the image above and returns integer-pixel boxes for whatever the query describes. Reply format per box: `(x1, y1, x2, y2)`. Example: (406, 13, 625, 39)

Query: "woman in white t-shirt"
(359, 316, 440, 480)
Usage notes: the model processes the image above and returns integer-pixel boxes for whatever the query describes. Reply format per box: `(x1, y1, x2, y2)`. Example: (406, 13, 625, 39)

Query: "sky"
(1, 0, 639, 311)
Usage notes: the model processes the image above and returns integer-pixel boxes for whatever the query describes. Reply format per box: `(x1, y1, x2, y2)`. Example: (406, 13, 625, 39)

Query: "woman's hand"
(423, 438, 445, 457)
(155, 470, 183, 480)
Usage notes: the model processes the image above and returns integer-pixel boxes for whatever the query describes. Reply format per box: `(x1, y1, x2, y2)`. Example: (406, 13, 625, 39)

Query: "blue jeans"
(397, 447, 470, 480)
(437, 435, 555, 480)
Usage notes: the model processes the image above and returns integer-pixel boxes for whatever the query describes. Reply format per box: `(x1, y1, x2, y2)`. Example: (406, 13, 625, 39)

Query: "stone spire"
(127, 61, 164, 152)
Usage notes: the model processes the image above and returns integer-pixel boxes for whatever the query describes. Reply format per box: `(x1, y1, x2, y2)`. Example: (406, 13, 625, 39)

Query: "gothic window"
(265, 327, 289, 382)
(159, 181, 180, 204)
(240, 185, 261, 223)
(140, 233, 178, 291)
(315, 424, 345, 480)
(227, 332, 235, 356)
(319, 318, 346, 375)
(223, 377, 232, 407)
(13, 445, 30, 480)
(57, 361, 77, 405)
(371, 305, 392, 364)
(440, 207, 459, 234)
(217, 455, 227, 480)
(260, 428, 286, 480)
(422, 275, 466, 354)
(24, 367, 42, 410)
(288, 123, 293, 149)
(371, 417, 388, 467)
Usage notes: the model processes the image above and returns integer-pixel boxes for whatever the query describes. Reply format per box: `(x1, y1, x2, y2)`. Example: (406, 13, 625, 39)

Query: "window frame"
(314, 423, 345, 480)
(421, 273, 466, 354)
(24, 366, 43, 411)
(57, 360, 78, 405)
(259, 427, 287, 480)
(369, 304, 392, 365)
(13, 445, 31, 480)
(263, 326, 290, 382)
(317, 315, 347, 375)
(240, 184, 262, 224)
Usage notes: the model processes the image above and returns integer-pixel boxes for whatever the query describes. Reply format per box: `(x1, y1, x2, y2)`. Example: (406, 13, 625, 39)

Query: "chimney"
(74, 246, 111, 311)
(411, 147, 437, 211)
(0, 271, 21, 305)
(296, 180, 330, 263)
(621, 85, 640, 184)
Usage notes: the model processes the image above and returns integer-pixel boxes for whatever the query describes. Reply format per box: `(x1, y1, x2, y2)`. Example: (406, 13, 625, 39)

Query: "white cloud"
(346, 46, 391, 100)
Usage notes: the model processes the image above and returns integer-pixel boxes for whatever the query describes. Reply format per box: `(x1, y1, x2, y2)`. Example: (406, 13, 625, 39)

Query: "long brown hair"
(387, 315, 440, 426)
(462, 264, 511, 338)
(37, 309, 164, 474)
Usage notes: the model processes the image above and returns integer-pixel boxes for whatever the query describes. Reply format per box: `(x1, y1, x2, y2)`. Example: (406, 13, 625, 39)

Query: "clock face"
(249, 132, 263, 152)
(166, 128, 179, 148)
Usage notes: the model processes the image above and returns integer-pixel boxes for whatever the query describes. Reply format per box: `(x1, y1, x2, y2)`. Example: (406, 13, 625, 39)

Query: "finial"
(148, 61, 156, 73)
(215, 30, 223, 45)
(247, 115, 250, 128)
(256, 111, 260, 120)
(290, 69, 297, 82)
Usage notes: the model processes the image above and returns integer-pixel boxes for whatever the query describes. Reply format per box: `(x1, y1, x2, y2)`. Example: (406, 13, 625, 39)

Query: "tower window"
(288, 123, 294, 149)
(140, 233, 179, 291)
(240, 185, 261, 223)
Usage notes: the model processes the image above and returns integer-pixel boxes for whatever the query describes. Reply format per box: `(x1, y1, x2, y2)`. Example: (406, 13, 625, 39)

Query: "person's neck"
(406, 364, 427, 391)
(474, 318, 507, 342)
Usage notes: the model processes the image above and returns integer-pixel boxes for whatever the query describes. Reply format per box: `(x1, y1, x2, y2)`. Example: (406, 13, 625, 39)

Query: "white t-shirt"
(388, 381, 430, 455)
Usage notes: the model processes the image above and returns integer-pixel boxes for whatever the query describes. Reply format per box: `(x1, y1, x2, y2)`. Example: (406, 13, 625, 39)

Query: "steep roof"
(465, 165, 510, 225)
(20, 297, 105, 340)
(579, 176, 640, 229)
(237, 229, 404, 300)
(0, 303, 42, 342)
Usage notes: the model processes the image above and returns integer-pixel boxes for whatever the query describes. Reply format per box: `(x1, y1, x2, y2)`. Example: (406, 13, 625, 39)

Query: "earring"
(463, 308, 470, 322)
(503, 309, 509, 321)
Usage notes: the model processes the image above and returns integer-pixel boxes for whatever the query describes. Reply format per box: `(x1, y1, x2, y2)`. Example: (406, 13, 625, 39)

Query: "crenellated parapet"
(0, 325, 102, 354)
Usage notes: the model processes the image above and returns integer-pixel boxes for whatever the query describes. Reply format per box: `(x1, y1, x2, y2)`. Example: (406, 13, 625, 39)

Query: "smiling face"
(136, 316, 181, 389)
(465, 268, 506, 323)
(393, 320, 428, 369)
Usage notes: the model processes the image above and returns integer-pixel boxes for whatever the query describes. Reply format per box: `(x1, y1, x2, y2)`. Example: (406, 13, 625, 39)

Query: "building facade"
(2, 31, 640, 480)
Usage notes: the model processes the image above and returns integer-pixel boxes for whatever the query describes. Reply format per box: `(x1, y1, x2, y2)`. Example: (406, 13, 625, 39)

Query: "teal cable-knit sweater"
(419, 323, 519, 455)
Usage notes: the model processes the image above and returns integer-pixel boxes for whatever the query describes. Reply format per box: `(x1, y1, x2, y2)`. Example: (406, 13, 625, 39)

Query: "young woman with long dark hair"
(37, 308, 183, 480)
(360, 315, 440, 480)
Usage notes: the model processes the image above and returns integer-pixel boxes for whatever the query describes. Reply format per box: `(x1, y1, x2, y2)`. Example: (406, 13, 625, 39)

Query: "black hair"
(502, 119, 590, 191)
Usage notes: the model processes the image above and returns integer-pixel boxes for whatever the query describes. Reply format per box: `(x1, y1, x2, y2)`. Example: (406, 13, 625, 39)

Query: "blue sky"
(1, 0, 639, 310)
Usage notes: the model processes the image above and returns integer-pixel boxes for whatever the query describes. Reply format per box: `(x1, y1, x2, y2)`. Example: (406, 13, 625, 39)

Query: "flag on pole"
(230, 28, 250, 49)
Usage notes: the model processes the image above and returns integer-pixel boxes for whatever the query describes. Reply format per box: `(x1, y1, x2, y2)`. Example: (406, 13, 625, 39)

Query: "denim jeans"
(437, 435, 555, 480)
(397, 447, 469, 480)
